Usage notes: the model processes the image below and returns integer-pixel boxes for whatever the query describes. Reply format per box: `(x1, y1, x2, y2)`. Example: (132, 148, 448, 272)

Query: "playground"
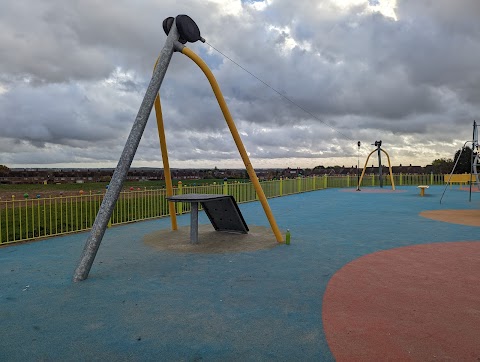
(1, 14, 479, 361)
(1, 185, 479, 360)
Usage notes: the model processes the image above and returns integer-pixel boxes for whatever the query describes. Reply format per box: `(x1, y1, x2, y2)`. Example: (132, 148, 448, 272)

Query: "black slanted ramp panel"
(167, 194, 248, 234)
(202, 196, 248, 233)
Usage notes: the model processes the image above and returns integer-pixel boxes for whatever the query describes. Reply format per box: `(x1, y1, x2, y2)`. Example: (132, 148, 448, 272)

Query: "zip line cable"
(205, 41, 367, 152)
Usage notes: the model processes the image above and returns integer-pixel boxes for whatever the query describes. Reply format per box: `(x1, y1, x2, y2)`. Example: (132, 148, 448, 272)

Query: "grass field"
(0, 178, 248, 198)
(0, 178, 257, 243)
(0, 190, 172, 242)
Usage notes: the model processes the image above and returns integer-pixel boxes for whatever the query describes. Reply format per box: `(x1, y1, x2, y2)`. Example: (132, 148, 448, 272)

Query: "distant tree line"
(0, 165, 10, 174)
(431, 146, 474, 174)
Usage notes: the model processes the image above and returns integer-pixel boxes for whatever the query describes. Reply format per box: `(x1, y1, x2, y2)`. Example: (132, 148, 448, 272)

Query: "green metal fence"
(0, 174, 444, 245)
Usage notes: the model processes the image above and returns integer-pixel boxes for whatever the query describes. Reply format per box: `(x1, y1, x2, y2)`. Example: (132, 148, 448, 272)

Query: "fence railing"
(0, 174, 444, 245)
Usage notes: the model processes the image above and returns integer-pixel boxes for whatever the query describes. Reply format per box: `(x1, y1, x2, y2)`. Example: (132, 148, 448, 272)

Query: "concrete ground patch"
(144, 224, 279, 253)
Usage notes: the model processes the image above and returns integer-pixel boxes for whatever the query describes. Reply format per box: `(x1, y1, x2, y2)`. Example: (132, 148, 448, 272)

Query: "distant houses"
(0, 164, 435, 184)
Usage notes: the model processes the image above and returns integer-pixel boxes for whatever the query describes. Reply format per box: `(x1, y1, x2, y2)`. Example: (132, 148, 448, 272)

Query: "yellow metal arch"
(154, 95, 178, 230)
(152, 57, 177, 231)
(358, 148, 396, 190)
(180, 47, 283, 242)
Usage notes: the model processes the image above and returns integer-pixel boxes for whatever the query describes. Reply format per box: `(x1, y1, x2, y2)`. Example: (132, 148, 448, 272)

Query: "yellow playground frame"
(358, 145, 396, 191)
(153, 42, 283, 242)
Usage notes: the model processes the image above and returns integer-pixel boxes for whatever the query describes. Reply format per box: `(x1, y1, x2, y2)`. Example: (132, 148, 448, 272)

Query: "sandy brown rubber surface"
(340, 188, 405, 193)
(144, 224, 279, 253)
(322, 242, 480, 361)
(420, 209, 480, 227)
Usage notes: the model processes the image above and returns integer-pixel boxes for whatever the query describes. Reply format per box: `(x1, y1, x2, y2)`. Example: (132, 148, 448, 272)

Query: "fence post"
(0, 199, 3, 243)
(280, 177, 283, 196)
(12, 195, 16, 242)
(400, 172, 403, 186)
(372, 174, 375, 186)
(177, 181, 183, 215)
(324, 175, 328, 189)
(49, 195, 53, 235)
(297, 176, 301, 193)
(312, 175, 316, 190)
(346, 175, 350, 188)
(223, 180, 228, 195)
(430, 172, 433, 185)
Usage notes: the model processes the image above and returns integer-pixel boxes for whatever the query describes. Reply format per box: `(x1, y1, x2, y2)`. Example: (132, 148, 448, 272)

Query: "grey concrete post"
(73, 23, 180, 282)
(190, 202, 199, 244)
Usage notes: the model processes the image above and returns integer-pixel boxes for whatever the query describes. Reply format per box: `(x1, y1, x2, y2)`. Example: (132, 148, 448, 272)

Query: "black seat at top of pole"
(162, 15, 205, 44)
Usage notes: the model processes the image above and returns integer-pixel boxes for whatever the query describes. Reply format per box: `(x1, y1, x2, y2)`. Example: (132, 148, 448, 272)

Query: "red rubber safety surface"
(322, 242, 480, 361)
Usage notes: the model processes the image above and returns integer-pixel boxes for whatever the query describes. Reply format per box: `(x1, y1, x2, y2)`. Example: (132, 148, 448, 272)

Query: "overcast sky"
(1, 0, 480, 169)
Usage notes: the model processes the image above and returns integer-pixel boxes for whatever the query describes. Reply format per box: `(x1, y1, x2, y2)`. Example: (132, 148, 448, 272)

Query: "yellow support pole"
(181, 47, 283, 242)
(358, 149, 376, 188)
(358, 148, 395, 190)
(154, 94, 178, 230)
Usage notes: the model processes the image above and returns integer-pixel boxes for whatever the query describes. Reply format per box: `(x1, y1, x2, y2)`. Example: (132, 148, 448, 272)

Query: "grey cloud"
(1, 0, 480, 168)
(0, 81, 139, 147)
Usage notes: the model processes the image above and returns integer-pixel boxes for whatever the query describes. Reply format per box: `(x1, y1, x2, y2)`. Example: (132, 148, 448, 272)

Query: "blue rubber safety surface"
(1, 186, 479, 361)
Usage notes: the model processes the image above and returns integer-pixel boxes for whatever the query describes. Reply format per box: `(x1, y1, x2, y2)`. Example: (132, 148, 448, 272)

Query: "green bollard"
(286, 229, 291, 245)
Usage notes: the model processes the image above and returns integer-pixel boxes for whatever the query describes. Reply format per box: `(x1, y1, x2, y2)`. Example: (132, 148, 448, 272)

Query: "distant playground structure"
(441, 120, 480, 203)
(357, 140, 395, 191)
